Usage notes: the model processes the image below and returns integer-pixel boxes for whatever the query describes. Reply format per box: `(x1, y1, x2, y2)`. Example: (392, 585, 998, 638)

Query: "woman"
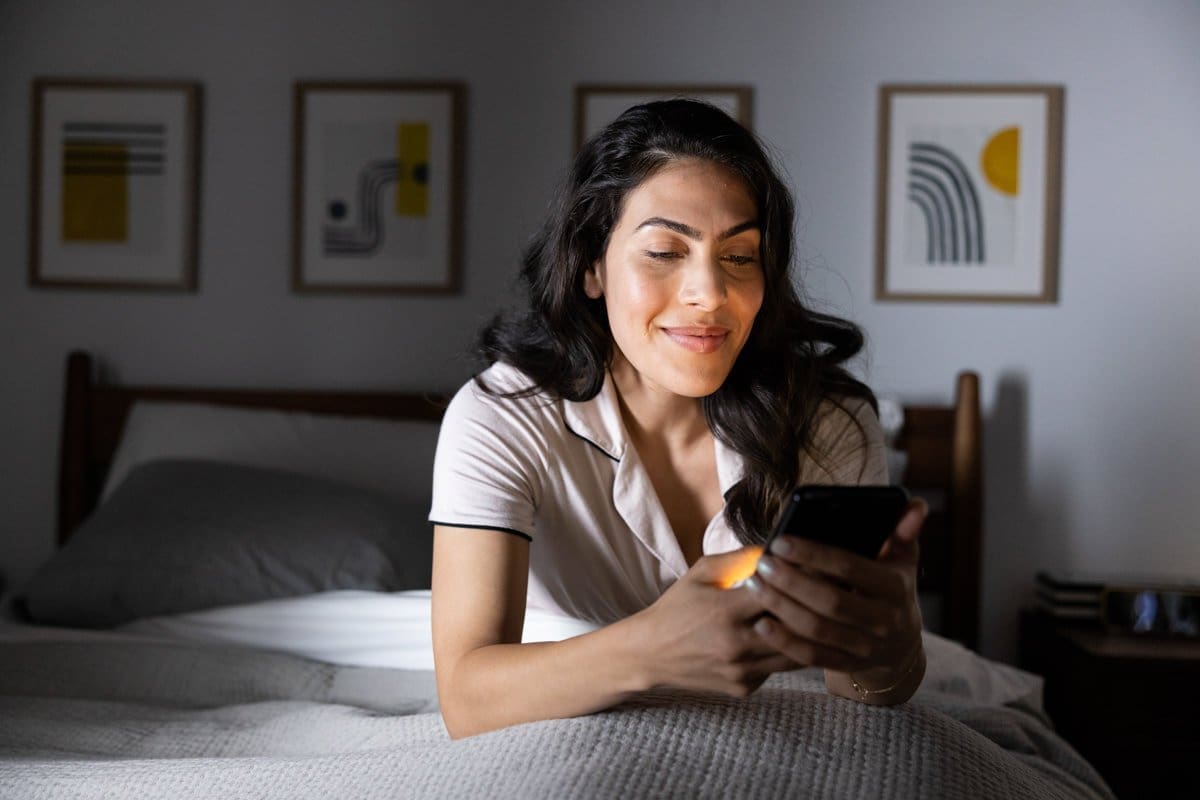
(429, 99, 927, 740)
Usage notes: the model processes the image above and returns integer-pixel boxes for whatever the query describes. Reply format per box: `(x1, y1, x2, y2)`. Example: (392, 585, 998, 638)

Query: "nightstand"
(1019, 607, 1200, 799)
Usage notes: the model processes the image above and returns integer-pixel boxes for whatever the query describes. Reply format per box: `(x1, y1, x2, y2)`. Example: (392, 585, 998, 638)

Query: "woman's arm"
(432, 525, 645, 739)
(432, 526, 795, 739)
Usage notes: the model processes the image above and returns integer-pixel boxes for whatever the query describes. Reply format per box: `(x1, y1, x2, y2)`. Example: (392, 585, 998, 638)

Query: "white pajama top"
(428, 362, 888, 625)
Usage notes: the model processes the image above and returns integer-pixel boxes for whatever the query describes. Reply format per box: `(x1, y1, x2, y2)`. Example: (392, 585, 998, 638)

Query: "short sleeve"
(428, 372, 546, 541)
(798, 397, 890, 486)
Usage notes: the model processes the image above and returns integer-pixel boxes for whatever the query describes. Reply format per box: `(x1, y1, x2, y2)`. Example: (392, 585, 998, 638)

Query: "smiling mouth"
(661, 327, 729, 354)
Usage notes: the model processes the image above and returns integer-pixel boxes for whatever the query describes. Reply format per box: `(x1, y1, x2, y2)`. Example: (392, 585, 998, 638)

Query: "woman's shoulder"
(812, 395, 882, 439)
(801, 394, 888, 485)
(444, 362, 559, 431)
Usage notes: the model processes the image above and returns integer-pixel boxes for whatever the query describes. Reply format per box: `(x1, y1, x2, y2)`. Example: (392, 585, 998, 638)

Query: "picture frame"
(575, 84, 754, 151)
(874, 84, 1064, 303)
(29, 78, 202, 291)
(292, 81, 465, 294)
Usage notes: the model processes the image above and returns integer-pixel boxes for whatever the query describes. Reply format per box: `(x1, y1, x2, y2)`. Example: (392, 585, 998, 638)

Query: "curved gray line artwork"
(323, 160, 402, 256)
(907, 142, 985, 265)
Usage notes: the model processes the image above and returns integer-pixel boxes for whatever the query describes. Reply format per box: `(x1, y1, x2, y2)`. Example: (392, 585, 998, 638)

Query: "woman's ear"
(583, 262, 604, 299)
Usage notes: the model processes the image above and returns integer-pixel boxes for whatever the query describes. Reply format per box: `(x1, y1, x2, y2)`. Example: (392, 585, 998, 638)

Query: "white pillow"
(119, 590, 601, 671)
(103, 401, 442, 505)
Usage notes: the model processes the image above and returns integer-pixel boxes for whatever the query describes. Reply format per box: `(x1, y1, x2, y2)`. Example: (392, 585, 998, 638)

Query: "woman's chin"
(661, 366, 736, 399)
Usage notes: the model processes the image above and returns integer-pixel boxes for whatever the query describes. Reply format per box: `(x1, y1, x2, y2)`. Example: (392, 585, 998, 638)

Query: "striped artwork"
(60, 121, 165, 243)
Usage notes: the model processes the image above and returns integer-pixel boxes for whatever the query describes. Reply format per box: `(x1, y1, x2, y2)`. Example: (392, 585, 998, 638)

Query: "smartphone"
(764, 485, 911, 560)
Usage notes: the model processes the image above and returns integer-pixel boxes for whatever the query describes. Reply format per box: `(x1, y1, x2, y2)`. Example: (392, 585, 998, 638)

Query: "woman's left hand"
(744, 498, 928, 696)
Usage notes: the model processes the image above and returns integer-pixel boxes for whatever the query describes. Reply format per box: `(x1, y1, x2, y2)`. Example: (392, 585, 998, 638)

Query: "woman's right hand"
(629, 547, 800, 697)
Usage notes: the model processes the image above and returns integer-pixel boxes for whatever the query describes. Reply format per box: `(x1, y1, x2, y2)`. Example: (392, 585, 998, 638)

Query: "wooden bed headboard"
(57, 350, 448, 547)
(57, 349, 983, 649)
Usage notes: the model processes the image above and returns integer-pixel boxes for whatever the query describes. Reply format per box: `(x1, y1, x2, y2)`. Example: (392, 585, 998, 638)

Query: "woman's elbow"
(434, 658, 493, 740)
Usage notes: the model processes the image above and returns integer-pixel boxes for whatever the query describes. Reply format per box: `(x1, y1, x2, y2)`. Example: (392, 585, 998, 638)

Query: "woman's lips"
(661, 327, 729, 353)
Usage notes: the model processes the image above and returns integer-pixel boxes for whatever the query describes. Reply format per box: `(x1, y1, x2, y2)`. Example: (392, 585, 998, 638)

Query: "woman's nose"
(678, 255, 727, 309)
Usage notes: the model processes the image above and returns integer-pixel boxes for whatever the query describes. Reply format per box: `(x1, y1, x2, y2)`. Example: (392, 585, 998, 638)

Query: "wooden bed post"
(948, 371, 983, 650)
(58, 350, 93, 544)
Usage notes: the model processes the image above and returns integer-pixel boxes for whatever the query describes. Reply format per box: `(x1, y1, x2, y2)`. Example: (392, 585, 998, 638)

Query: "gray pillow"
(22, 459, 433, 628)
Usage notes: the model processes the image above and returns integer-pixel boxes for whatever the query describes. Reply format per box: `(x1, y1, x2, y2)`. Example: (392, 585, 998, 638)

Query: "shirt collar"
(562, 372, 746, 497)
(561, 371, 627, 462)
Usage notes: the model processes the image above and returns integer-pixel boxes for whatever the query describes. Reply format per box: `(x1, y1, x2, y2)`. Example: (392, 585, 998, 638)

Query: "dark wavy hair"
(477, 98, 875, 545)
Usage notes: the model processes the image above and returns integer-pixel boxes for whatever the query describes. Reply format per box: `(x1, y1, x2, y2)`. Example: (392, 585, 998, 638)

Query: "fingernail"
(744, 575, 763, 594)
(756, 557, 776, 578)
(754, 618, 773, 636)
(769, 536, 793, 557)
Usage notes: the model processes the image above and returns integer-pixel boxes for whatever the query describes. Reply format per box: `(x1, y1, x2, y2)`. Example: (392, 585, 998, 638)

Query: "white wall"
(2, 0, 1197, 662)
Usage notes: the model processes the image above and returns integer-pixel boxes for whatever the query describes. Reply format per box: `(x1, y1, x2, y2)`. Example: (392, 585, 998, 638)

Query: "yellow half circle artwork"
(981, 127, 1020, 196)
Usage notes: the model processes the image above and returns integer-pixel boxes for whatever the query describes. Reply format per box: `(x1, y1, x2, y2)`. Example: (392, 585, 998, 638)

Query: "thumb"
(879, 498, 927, 562)
(895, 497, 928, 543)
(691, 545, 764, 588)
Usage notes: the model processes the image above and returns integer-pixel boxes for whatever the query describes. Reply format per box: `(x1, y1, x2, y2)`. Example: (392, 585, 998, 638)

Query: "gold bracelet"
(849, 644, 923, 701)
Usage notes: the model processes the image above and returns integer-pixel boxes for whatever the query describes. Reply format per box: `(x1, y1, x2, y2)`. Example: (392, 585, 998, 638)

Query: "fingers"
(751, 615, 864, 673)
(768, 536, 907, 599)
(732, 632, 800, 663)
(738, 653, 801, 676)
(753, 555, 889, 637)
(722, 584, 787, 621)
(745, 571, 879, 658)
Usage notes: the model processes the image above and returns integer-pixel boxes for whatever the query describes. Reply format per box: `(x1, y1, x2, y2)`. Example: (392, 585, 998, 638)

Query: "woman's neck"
(609, 355, 710, 451)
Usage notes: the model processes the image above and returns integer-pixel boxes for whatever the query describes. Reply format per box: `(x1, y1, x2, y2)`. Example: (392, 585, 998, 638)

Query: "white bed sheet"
(1, 589, 1041, 712)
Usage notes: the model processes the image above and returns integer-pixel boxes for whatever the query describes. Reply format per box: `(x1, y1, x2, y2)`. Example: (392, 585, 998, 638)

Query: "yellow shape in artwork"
(62, 144, 129, 241)
(395, 122, 430, 217)
(981, 126, 1020, 196)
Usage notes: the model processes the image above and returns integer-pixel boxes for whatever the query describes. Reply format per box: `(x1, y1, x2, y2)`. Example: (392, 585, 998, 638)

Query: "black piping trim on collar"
(562, 414, 620, 462)
(429, 520, 533, 542)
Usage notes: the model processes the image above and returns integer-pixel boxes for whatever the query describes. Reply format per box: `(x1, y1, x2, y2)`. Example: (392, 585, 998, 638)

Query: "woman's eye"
(644, 250, 682, 260)
(724, 254, 758, 266)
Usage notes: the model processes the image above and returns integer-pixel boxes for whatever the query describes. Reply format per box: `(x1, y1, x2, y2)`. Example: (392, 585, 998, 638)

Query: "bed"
(0, 349, 1113, 799)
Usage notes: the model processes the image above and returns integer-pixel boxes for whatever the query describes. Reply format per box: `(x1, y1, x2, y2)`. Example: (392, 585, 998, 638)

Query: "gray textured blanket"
(0, 637, 1113, 800)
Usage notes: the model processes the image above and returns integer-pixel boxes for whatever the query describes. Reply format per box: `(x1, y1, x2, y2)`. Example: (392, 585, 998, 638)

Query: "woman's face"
(585, 159, 764, 399)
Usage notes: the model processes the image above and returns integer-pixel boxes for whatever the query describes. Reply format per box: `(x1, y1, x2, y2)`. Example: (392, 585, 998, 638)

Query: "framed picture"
(29, 79, 202, 290)
(293, 81, 464, 294)
(875, 84, 1064, 303)
(575, 84, 753, 151)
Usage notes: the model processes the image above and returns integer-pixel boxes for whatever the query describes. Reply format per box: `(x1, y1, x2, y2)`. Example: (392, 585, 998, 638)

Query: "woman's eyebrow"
(635, 217, 760, 240)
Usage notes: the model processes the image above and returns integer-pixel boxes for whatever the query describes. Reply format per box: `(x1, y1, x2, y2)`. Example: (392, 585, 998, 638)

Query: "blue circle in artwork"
(328, 200, 347, 220)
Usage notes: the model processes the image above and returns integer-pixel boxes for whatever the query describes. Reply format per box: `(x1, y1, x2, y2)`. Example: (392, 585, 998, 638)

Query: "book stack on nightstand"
(1021, 571, 1200, 800)
(1034, 570, 1200, 636)
(1034, 571, 1104, 620)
